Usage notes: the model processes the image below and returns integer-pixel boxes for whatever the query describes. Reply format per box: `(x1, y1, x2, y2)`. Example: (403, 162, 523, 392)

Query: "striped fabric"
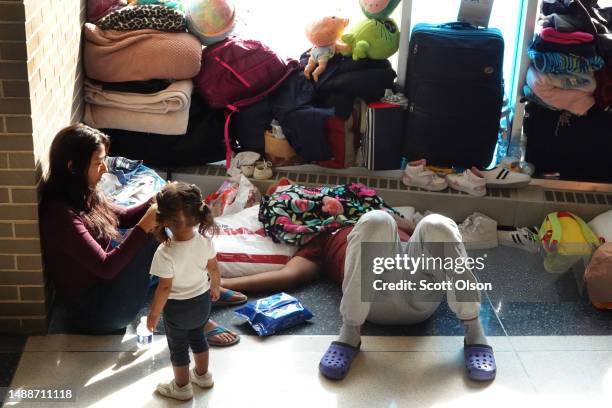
(528, 50, 605, 74)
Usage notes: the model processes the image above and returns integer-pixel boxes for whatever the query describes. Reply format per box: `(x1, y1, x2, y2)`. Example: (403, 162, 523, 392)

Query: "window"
(232, 0, 402, 66)
(231, 0, 525, 102)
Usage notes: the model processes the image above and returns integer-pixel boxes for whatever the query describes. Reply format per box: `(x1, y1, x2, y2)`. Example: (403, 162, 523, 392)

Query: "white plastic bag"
(213, 206, 298, 278)
(206, 175, 261, 217)
(224, 175, 260, 217)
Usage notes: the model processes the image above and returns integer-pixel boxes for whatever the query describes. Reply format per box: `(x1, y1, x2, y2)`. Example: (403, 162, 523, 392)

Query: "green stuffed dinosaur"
(340, 18, 400, 60)
(359, 0, 402, 19)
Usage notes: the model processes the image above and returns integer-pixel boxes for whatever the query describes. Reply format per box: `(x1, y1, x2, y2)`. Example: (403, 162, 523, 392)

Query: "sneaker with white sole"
(253, 160, 273, 180)
(402, 163, 448, 191)
(497, 226, 540, 253)
(459, 212, 498, 250)
(480, 165, 531, 188)
(446, 168, 487, 197)
(190, 368, 214, 388)
(156, 380, 193, 401)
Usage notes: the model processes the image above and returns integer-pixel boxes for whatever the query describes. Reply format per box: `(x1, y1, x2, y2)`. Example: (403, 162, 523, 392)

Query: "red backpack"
(194, 37, 299, 167)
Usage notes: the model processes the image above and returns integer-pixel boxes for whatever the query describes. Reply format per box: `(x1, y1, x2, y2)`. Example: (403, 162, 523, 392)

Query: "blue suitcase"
(402, 22, 504, 168)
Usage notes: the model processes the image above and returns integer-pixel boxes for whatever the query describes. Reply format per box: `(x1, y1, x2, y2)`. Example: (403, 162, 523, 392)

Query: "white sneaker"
(446, 168, 486, 197)
(402, 164, 448, 191)
(190, 368, 214, 388)
(253, 160, 273, 180)
(458, 212, 498, 250)
(497, 227, 540, 253)
(480, 165, 531, 188)
(156, 380, 193, 401)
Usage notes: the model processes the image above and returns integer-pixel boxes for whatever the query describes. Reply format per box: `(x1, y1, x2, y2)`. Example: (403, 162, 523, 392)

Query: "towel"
(83, 23, 202, 82)
(84, 79, 193, 114)
(526, 66, 595, 115)
(83, 102, 190, 135)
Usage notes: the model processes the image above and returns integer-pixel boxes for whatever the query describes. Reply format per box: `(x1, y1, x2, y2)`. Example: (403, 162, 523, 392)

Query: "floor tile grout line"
(483, 290, 542, 391)
(514, 348, 540, 394)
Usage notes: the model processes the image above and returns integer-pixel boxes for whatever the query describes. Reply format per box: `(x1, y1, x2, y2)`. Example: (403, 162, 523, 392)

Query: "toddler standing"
(147, 182, 220, 401)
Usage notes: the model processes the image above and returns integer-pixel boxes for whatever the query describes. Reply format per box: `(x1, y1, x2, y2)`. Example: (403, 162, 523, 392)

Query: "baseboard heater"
(160, 165, 612, 228)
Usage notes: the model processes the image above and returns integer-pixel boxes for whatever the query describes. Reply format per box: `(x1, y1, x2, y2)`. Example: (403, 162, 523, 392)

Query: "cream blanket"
(84, 79, 193, 114)
(83, 102, 190, 135)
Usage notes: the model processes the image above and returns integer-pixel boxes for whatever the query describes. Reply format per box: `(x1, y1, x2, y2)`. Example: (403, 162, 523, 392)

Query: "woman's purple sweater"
(39, 199, 150, 299)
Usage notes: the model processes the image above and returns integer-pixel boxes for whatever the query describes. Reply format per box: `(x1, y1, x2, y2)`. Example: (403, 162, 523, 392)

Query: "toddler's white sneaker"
(156, 380, 193, 401)
(190, 368, 214, 388)
(253, 160, 273, 180)
(402, 160, 448, 191)
(446, 168, 487, 197)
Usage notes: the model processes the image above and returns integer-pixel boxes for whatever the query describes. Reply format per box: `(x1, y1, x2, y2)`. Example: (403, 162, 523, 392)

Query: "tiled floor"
(4, 246, 612, 406)
(5, 334, 612, 407)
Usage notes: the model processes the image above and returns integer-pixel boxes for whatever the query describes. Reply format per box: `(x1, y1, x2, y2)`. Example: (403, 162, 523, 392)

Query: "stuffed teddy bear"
(304, 16, 350, 82)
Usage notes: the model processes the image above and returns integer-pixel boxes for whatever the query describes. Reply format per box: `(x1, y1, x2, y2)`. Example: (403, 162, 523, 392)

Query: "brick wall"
(0, 0, 85, 334)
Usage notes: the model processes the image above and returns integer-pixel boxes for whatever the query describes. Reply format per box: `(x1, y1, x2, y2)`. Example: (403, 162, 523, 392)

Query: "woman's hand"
(137, 204, 157, 233)
(147, 312, 160, 333)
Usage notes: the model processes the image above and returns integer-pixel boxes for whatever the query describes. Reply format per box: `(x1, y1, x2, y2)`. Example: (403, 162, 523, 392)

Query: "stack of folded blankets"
(524, 1, 612, 115)
(83, 0, 202, 135)
(525, 26, 603, 116)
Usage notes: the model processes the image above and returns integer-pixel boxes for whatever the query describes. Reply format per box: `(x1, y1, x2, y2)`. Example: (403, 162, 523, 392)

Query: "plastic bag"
(205, 175, 261, 217)
(234, 293, 314, 336)
(213, 205, 298, 278)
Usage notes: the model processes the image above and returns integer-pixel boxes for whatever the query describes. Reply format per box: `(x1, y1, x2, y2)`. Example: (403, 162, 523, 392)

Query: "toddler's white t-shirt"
(150, 233, 216, 300)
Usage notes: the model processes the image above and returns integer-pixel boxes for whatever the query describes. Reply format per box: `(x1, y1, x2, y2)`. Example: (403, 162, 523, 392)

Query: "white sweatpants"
(340, 210, 481, 326)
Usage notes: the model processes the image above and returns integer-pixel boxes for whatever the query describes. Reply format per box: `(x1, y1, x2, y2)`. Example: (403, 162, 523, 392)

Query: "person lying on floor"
(39, 124, 245, 346)
(222, 210, 496, 381)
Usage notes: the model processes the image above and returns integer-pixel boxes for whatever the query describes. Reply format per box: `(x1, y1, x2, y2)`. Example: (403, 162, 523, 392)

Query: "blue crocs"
(319, 341, 360, 380)
(464, 343, 497, 381)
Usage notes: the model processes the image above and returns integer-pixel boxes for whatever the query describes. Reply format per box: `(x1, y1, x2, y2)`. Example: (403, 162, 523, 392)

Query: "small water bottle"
(136, 316, 153, 349)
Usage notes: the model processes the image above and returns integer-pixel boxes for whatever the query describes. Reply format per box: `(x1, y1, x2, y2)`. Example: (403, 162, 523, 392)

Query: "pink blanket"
(83, 23, 202, 82)
(527, 67, 594, 116)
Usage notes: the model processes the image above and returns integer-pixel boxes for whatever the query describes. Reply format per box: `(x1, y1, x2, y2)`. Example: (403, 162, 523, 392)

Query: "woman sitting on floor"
(39, 124, 244, 346)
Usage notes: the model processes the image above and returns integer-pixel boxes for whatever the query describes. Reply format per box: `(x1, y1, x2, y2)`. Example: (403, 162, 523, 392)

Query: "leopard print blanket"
(98, 5, 186, 31)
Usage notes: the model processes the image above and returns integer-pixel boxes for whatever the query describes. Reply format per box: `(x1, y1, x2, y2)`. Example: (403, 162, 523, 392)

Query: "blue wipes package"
(234, 293, 314, 336)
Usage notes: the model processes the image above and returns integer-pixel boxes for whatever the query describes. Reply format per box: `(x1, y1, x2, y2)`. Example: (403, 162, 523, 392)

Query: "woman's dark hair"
(153, 182, 217, 243)
(41, 124, 119, 241)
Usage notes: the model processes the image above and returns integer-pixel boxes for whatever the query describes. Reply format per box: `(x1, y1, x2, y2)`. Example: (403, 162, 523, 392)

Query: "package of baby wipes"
(234, 293, 314, 336)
